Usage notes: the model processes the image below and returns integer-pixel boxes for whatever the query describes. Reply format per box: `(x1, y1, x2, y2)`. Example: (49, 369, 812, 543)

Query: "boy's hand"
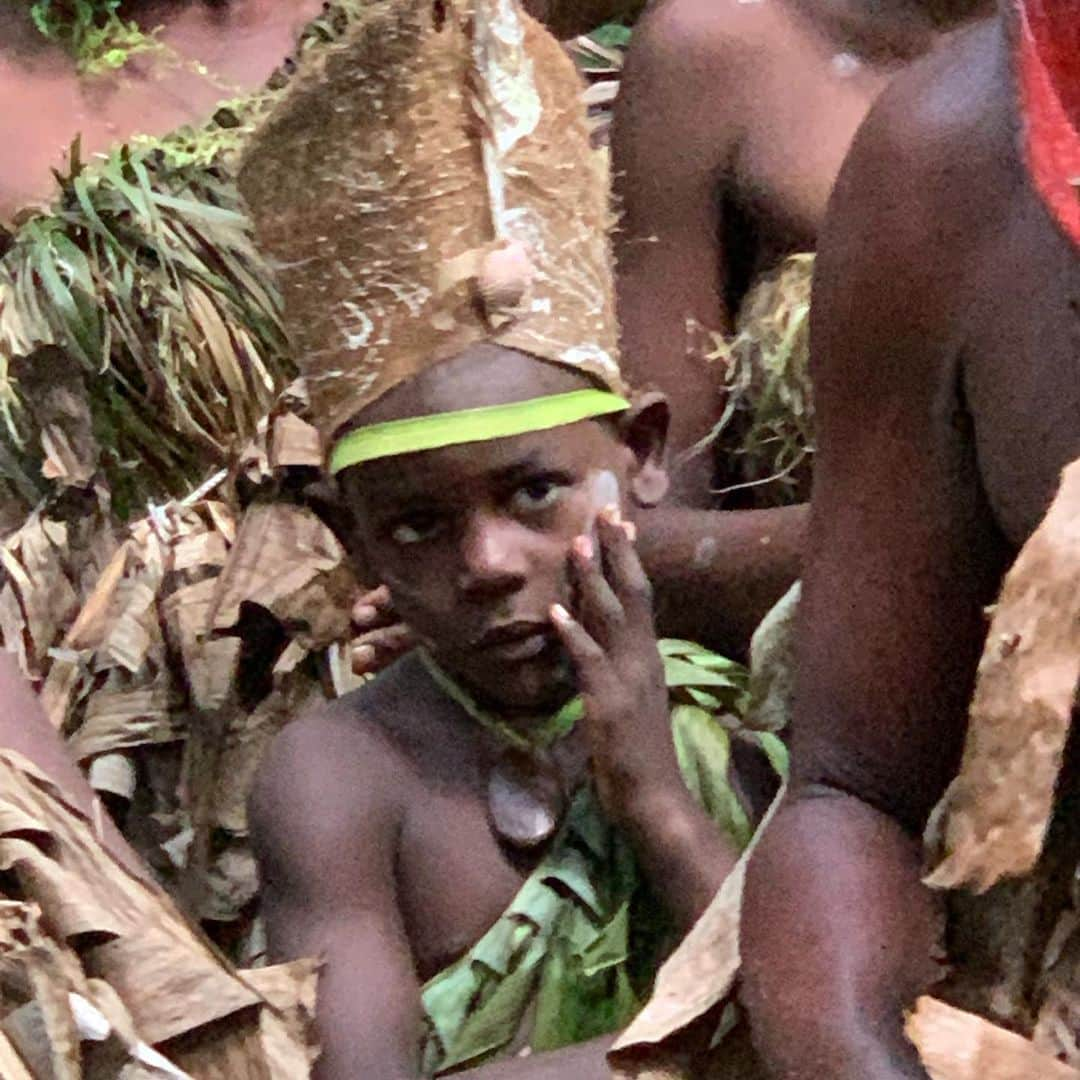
(550, 506, 686, 828)
(351, 586, 416, 677)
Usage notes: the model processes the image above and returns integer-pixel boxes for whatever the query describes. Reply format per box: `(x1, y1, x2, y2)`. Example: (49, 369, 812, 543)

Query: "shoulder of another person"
(848, 17, 1016, 226)
(633, 0, 773, 93)
(808, 20, 1014, 417)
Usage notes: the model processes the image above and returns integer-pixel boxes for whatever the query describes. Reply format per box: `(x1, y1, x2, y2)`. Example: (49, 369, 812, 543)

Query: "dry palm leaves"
(702, 253, 816, 508)
(0, 383, 365, 962)
(0, 747, 318, 1077)
(907, 998, 1080, 1080)
(0, 146, 290, 520)
(918, 455, 1080, 1066)
(925, 455, 1080, 893)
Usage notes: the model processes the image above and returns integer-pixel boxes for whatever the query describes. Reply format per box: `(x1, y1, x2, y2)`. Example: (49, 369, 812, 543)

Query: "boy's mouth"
(471, 619, 555, 663)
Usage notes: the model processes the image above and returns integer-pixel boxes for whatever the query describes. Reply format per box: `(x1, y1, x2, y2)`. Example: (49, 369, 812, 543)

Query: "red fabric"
(1017, 0, 1080, 246)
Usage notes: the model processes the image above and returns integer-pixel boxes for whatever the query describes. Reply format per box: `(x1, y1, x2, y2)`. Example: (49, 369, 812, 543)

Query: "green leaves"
(30, 0, 119, 43)
(588, 23, 633, 50)
(0, 144, 292, 517)
(28, 0, 168, 74)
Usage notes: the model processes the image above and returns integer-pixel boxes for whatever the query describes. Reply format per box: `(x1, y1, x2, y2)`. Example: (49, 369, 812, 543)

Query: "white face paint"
(831, 52, 861, 78)
(589, 469, 620, 512)
(583, 468, 620, 540)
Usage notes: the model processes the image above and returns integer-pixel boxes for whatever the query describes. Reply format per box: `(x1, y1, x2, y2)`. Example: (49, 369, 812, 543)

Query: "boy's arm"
(740, 34, 1010, 1079)
(554, 511, 744, 930)
(612, 0, 747, 503)
(252, 715, 426, 1079)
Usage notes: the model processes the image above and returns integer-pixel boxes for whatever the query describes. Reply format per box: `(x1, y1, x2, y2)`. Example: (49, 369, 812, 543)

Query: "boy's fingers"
(358, 623, 415, 651)
(550, 603, 611, 698)
(352, 584, 395, 628)
(351, 623, 416, 675)
(597, 508, 652, 619)
(570, 534, 623, 647)
(359, 584, 393, 607)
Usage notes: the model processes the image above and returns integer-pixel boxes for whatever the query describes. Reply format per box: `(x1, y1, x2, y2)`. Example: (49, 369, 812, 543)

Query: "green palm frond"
(2, 0, 375, 520)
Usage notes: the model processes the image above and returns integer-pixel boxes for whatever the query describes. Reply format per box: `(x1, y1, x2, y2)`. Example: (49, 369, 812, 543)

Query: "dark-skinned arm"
(740, 37, 1011, 1080)
(252, 715, 425, 1079)
(253, 711, 618, 1080)
(639, 503, 806, 661)
(613, 0, 747, 504)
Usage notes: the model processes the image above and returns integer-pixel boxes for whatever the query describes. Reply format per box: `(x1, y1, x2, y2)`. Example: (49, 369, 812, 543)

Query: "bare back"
(613, 0, 979, 497)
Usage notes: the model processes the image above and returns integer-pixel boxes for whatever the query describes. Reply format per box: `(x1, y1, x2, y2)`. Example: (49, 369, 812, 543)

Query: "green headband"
(329, 388, 630, 474)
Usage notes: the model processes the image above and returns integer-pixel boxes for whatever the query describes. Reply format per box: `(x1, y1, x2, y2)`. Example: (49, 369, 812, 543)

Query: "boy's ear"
(619, 391, 670, 508)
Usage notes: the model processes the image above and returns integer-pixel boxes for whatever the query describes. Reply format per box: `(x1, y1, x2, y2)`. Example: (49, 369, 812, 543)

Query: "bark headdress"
(239, 0, 627, 472)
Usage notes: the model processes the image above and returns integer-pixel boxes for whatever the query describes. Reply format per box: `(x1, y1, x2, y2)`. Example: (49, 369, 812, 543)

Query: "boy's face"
(337, 347, 665, 713)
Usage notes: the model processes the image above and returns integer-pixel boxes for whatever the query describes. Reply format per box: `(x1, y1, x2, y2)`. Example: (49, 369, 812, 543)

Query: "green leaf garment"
(420, 638, 788, 1075)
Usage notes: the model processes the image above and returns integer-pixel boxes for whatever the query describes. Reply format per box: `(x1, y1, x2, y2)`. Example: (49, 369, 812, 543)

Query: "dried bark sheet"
(0, 748, 316, 1076)
(907, 997, 1080, 1080)
(926, 457, 1080, 893)
(239, 0, 622, 446)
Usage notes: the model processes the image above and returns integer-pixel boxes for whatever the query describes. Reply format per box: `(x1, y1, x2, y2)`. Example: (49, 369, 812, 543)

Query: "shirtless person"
(238, 4, 781, 1077)
(738, 1, 1080, 1076)
(613, 0, 991, 502)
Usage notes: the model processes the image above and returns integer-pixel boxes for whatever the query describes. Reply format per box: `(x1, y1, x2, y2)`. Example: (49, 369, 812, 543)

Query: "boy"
(238, 1, 782, 1076)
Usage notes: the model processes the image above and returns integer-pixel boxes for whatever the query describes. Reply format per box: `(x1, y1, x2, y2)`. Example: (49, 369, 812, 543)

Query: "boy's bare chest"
(395, 781, 532, 981)
(383, 702, 590, 982)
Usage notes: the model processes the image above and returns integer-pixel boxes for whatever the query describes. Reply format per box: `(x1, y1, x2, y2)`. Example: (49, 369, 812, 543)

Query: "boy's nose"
(457, 514, 529, 599)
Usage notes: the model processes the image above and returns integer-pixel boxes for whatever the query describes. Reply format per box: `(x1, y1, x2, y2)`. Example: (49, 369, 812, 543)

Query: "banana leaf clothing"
(419, 639, 787, 1076)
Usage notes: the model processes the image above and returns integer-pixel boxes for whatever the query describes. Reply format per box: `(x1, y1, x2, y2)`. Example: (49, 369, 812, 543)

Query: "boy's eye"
(389, 513, 444, 546)
(510, 476, 567, 513)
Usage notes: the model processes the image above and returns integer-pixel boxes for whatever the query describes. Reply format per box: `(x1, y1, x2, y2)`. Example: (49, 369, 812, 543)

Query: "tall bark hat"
(238, 0, 628, 474)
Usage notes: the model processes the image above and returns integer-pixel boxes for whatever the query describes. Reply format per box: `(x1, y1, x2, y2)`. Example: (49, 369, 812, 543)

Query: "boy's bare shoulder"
(249, 654, 442, 845)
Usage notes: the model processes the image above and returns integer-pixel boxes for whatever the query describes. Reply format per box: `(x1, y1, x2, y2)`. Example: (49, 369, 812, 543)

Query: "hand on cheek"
(550, 506, 678, 826)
